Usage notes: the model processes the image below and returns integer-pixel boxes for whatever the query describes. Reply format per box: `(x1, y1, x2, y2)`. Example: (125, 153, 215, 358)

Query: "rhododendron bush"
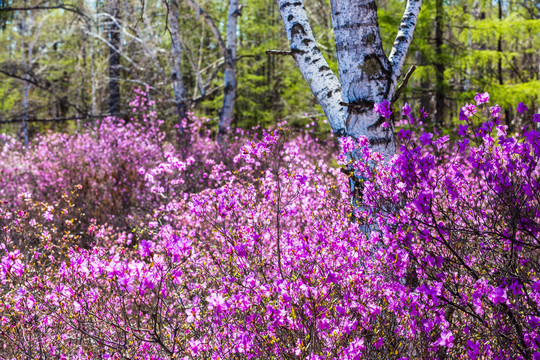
(1, 91, 540, 359)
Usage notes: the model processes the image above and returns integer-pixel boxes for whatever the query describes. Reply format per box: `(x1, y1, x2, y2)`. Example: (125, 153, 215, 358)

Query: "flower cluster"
(0, 91, 539, 359)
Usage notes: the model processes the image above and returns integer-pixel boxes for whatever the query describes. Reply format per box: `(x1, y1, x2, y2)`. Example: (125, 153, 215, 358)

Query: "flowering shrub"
(0, 88, 246, 233)
(1, 92, 539, 359)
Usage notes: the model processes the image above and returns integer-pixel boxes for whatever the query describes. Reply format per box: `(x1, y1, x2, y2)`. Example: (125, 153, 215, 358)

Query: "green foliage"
(0, 0, 537, 139)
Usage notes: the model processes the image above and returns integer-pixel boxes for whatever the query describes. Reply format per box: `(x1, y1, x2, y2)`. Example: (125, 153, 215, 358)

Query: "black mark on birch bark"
(290, 23, 306, 38)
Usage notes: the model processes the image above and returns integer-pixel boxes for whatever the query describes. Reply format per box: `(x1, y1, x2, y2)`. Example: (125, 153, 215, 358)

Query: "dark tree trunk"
(108, 0, 121, 117)
(434, 0, 445, 127)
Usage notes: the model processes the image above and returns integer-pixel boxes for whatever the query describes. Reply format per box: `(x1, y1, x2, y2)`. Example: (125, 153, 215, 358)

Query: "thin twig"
(266, 50, 292, 56)
(0, 114, 128, 124)
(392, 65, 417, 103)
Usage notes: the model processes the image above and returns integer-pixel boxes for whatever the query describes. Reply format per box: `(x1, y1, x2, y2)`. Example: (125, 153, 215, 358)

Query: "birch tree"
(185, 0, 239, 145)
(277, 0, 422, 158)
(166, 0, 189, 130)
(219, 0, 239, 145)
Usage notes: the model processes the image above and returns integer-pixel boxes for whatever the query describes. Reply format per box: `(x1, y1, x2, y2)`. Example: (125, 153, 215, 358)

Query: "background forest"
(0, 0, 538, 139)
(1, 0, 540, 359)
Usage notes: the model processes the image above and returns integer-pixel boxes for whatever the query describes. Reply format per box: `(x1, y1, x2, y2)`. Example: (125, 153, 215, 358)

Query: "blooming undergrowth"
(0, 90, 539, 359)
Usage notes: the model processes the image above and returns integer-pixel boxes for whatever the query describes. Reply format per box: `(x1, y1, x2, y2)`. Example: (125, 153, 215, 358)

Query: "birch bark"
(277, 0, 421, 159)
(217, 0, 239, 146)
(185, 0, 239, 145)
(167, 0, 189, 130)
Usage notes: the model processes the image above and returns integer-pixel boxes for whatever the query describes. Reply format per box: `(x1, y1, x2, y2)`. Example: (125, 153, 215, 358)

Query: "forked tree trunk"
(167, 0, 189, 131)
(218, 0, 239, 146)
(277, 0, 421, 159)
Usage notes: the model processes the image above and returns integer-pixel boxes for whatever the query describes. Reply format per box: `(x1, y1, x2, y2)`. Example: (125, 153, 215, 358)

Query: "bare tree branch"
(0, 4, 91, 23)
(392, 65, 417, 103)
(388, 0, 422, 94)
(184, 0, 226, 54)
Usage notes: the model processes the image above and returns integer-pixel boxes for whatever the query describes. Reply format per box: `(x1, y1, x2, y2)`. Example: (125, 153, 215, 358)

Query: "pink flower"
(437, 330, 454, 348)
(373, 99, 392, 119)
(207, 292, 227, 312)
(488, 287, 507, 305)
(402, 102, 412, 117)
(461, 104, 477, 117)
(474, 92, 490, 105)
(489, 104, 501, 118)
(118, 275, 134, 292)
(186, 307, 201, 323)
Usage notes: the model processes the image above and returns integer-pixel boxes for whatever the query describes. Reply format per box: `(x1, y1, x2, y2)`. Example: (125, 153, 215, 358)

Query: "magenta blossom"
(402, 102, 412, 117)
(474, 92, 490, 105)
(517, 102, 528, 114)
(459, 109, 469, 122)
(461, 103, 477, 117)
(419, 132, 433, 145)
(489, 104, 501, 118)
(437, 330, 454, 348)
(421, 106, 430, 119)
(488, 287, 507, 305)
(373, 99, 392, 119)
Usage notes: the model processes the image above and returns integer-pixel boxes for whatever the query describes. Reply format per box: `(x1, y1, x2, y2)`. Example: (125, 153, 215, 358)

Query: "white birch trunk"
(277, 0, 421, 159)
(167, 0, 189, 130)
(20, 3, 29, 148)
(217, 0, 239, 145)
(276, 0, 346, 135)
(185, 0, 239, 145)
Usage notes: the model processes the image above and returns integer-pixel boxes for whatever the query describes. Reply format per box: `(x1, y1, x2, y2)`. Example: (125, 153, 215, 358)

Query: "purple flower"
(398, 128, 412, 140)
(421, 106, 430, 119)
(437, 330, 454, 348)
(381, 121, 390, 129)
(459, 109, 469, 122)
(402, 102, 412, 117)
(461, 104, 477, 117)
(434, 135, 449, 151)
(517, 102, 528, 114)
(533, 114, 540, 123)
(234, 244, 247, 257)
(489, 104, 501, 118)
(496, 125, 507, 138)
(488, 287, 507, 305)
(458, 124, 468, 136)
(467, 340, 481, 360)
(474, 92, 490, 105)
(139, 240, 154, 257)
(419, 132, 433, 145)
(207, 292, 227, 312)
(373, 99, 392, 119)
(458, 138, 469, 153)
(325, 272, 338, 284)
